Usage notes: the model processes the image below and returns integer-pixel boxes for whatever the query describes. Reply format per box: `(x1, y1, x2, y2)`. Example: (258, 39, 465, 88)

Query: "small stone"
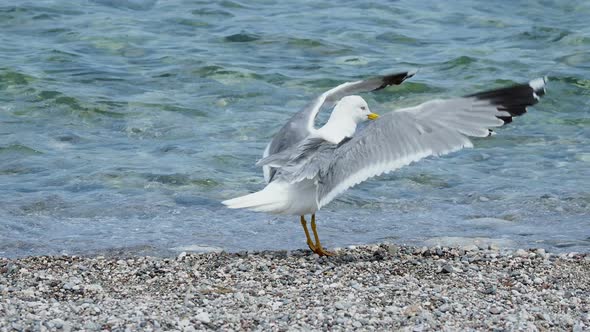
(489, 306, 502, 315)
(515, 249, 528, 257)
(440, 264, 456, 274)
(196, 311, 211, 324)
(84, 322, 98, 330)
(273, 250, 289, 258)
(462, 244, 479, 252)
(178, 318, 191, 328)
(234, 292, 245, 302)
(536, 312, 551, 322)
(414, 247, 427, 255)
(533, 277, 543, 285)
(438, 304, 450, 313)
(385, 306, 399, 314)
(177, 251, 187, 261)
(352, 321, 362, 328)
(85, 284, 103, 293)
(386, 244, 399, 255)
(563, 315, 575, 326)
(22, 288, 35, 298)
(91, 306, 101, 315)
(335, 301, 348, 310)
(482, 285, 497, 295)
(404, 304, 422, 317)
(49, 318, 65, 329)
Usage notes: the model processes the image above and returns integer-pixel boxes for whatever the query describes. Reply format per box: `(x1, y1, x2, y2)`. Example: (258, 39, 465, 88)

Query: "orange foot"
(301, 214, 336, 257)
(312, 246, 335, 257)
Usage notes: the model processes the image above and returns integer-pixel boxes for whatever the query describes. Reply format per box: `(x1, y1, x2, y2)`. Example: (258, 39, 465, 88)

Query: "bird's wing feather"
(314, 78, 546, 208)
(257, 137, 326, 168)
(263, 70, 416, 182)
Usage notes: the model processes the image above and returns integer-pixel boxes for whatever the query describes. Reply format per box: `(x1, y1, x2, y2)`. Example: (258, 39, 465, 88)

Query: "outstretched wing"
(257, 137, 327, 169)
(316, 78, 547, 208)
(263, 70, 417, 182)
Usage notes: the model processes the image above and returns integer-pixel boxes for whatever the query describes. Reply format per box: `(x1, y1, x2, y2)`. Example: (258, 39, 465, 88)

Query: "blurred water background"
(1, 0, 589, 257)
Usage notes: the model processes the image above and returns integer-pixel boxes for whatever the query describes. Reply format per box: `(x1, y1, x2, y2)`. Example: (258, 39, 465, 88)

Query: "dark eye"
(360, 106, 366, 110)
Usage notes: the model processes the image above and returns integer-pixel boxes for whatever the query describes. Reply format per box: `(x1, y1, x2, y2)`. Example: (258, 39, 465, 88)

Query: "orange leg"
(300, 216, 316, 251)
(309, 214, 334, 257)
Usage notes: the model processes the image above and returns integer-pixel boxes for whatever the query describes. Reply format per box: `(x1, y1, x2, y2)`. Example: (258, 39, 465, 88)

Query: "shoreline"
(1, 244, 588, 331)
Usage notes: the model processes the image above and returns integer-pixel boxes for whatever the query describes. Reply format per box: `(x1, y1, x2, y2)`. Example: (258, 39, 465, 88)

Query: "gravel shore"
(1, 244, 588, 331)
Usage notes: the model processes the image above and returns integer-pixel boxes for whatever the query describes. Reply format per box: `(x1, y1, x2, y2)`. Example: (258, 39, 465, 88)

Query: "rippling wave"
(0, 1, 589, 257)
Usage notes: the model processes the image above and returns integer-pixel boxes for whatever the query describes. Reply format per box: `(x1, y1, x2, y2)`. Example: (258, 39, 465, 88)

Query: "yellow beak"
(367, 113, 379, 120)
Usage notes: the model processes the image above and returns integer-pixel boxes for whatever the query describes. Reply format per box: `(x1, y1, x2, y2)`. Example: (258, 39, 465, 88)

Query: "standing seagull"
(223, 73, 547, 256)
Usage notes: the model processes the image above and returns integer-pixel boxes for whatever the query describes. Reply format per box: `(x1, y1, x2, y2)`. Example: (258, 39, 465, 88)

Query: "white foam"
(170, 245, 224, 253)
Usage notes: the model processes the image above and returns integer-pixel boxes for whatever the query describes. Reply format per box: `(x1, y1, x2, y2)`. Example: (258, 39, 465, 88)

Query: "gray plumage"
(263, 70, 417, 182)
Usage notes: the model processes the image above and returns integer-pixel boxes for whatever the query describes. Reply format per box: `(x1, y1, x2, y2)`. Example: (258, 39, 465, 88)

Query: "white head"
(331, 95, 379, 124)
(316, 95, 379, 144)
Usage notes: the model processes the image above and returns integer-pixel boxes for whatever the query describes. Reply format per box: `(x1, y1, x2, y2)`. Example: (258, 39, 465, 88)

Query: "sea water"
(0, 0, 589, 257)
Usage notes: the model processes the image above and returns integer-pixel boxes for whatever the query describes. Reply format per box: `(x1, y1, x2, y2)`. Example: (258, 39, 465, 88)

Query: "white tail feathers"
(222, 182, 290, 214)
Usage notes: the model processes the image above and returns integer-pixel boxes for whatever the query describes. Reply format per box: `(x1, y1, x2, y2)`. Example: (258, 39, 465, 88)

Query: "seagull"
(223, 72, 547, 256)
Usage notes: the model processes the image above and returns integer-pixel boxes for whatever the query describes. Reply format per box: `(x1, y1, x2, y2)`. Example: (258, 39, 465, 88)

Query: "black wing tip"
(373, 69, 418, 91)
(467, 76, 547, 124)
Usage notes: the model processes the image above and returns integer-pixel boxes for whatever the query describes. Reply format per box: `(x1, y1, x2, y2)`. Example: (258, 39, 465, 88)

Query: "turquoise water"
(1, 1, 589, 257)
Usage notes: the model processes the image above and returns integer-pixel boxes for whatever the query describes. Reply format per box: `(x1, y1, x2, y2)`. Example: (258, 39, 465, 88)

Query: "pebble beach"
(2, 2, 589, 331)
(1, 244, 588, 331)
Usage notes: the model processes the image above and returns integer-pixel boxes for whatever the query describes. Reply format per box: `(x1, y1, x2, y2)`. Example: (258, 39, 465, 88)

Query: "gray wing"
(257, 137, 327, 169)
(263, 70, 417, 182)
(315, 78, 547, 208)
(258, 137, 345, 184)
